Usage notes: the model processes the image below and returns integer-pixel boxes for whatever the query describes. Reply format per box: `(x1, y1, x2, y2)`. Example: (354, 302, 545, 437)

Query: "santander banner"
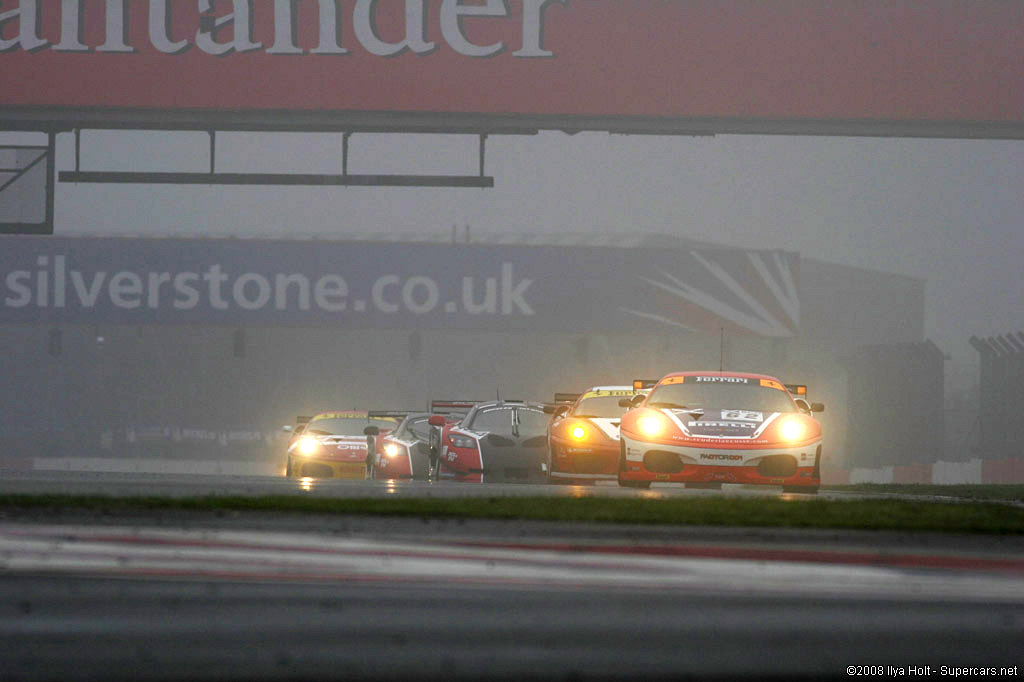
(0, 0, 1021, 126)
(0, 236, 800, 337)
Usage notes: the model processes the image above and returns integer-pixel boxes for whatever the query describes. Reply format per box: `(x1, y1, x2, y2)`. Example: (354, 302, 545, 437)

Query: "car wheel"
(782, 485, 819, 494)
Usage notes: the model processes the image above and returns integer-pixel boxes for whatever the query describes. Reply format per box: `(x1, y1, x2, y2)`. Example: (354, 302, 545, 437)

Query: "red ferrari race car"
(427, 400, 549, 483)
(368, 412, 436, 481)
(545, 385, 640, 484)
(618, 372, 824, 493)
(285, 411, 399, 479)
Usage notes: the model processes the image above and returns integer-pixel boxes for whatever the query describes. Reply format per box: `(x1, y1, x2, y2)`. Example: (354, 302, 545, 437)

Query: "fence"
(969, 332, 1024, 461)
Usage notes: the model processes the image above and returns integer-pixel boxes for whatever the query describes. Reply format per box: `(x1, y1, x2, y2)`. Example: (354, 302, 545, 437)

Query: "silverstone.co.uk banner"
(0, 237, 799, 337)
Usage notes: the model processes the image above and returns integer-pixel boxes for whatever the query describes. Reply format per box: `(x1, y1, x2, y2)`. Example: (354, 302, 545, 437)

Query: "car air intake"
(573, 454, 611, 474)
(757, 455, 798, 478)
(300, 463, 335, 479)
(486, 434, 516, 447)
(643, 451, 685, 474)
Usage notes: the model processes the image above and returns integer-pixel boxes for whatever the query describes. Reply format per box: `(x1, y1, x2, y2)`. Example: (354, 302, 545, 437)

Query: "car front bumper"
(288, 456, 367, 479)
(549, 439, 620, 481)
(620, 435, 821, 486)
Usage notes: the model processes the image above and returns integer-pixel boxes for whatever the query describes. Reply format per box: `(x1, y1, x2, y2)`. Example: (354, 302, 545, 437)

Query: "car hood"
(665, 408, 779, 440)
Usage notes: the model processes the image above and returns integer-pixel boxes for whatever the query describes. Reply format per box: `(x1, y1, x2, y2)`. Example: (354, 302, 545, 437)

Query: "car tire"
(782, 485, 819, 494)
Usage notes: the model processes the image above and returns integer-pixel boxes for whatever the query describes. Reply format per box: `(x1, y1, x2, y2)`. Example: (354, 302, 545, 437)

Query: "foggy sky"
(5, 129, 1023, 391)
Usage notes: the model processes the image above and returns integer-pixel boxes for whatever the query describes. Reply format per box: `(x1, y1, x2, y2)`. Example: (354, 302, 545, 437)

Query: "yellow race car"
(285, 411, 399, 479)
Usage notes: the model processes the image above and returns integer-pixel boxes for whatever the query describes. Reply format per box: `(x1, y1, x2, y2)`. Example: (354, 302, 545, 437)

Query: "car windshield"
(305, 417, 396, 436)
(467, 408, 513, 433)
(397, 417, 431, 442)
(646, 381, 796, 414)
(572, 396, 630, 418)
(515, 408, 549, 436)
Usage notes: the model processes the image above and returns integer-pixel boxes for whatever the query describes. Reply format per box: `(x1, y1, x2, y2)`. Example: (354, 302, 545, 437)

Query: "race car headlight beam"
(779, 417, 807, 443)
(384, 443, 400, 458)
(571, 425, 587, 441)
(639, 414, 665, 438)
(296, 437, 321, 457)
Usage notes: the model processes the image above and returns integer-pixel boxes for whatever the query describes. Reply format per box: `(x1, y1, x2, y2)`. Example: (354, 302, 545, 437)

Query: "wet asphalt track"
(0, 469, 953, 501)
(0, 471, 1022, 681)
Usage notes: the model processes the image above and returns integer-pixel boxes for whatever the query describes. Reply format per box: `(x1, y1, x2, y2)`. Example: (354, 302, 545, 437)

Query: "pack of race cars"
(282, 371, 825, 493)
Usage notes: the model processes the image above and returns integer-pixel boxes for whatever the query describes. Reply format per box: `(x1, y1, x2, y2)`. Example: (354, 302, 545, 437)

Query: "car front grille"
(643, 451, 685, 474)
(573, 453, 611, 474)
(757, 455, 798, 478)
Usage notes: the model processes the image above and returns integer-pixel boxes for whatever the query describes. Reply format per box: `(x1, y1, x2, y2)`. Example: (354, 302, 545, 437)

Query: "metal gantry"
(0, 134, 54, 235)
(58, 130, 495, 188)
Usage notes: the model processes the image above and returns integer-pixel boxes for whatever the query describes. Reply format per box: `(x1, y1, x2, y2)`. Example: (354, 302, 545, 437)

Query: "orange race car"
(618, 372, 824, 493)
(545, 386, 640, 484)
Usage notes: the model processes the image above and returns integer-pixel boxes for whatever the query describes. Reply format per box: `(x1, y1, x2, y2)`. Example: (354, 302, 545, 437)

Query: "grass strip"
(1, 494, 1023, 534)
(824, 484, 1024, 502)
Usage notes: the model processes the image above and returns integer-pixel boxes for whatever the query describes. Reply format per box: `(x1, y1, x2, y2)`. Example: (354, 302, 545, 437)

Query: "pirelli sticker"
(581, 389, 636, 399)
(317, 411, 397, 422)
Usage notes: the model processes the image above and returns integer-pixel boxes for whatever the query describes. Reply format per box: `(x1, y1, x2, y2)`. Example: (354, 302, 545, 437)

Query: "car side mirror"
(618, 398, 633, 408)
(794, 399, 811, 415)
(810, 402, 825, 413)
(363, 426, 380, 436)
(543, 405, 555, 414)
(428, 415, 446, 427)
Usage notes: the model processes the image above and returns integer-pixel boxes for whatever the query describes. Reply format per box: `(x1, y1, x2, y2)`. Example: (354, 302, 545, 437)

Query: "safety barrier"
(823, 457, 1024, 485)
(32, 458, 280, 476)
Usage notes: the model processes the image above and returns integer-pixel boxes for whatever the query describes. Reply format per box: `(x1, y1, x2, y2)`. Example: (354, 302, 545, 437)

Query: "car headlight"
(639, 414, 664, 437)
(296, 436, 321, 456)
(571, 425, 587, 440)
(449, 435, 475, 449)
(384, 443, 400, 458)
(779, 417, 807, 443)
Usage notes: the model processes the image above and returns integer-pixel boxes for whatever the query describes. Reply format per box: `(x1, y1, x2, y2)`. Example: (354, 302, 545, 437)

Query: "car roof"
(658, 371, 783, 383)
(472, 400, 545, 408)
(310, 411, 398, 422)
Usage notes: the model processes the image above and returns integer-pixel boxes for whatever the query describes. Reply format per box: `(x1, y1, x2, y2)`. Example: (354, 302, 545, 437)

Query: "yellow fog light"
(779, 418, 806, 443)
(297, 436, 320, 456)
(639, 415, 664, 437)
(384, 443, 400, 457)
(571, 425, 586, 440)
